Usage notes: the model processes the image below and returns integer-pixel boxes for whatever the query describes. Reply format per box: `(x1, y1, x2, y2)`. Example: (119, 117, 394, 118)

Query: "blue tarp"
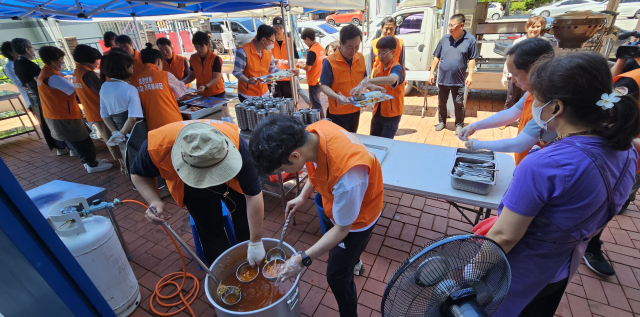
(303, 8, 333, 14)
(0, 0, 278, 20)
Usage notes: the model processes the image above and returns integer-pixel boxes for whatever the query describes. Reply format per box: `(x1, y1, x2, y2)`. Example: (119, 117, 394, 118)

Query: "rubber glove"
(465, 139, 477, 151)
(336, 93, 350, 105)
(247, 241, 265, 267)
(275, 254, 304, 285)
(472, 215, 497, 236)
(349, 78, 369, 96)
(458, 123, 477, 141)
(106, 131, 126, 146)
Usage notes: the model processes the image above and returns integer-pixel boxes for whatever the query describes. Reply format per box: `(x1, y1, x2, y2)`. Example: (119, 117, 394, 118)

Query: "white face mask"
(532, 100, 557, 130)
(266, 43, 274, 50)
(60, 63, 66, 70)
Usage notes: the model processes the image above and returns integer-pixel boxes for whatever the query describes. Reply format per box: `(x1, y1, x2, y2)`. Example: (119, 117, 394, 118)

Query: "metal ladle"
(148, 206, 241, 306)
(265, 214, 292, 262)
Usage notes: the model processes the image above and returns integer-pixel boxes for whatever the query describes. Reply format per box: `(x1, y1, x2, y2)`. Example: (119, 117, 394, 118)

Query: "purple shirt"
(498, 136, 638, 281)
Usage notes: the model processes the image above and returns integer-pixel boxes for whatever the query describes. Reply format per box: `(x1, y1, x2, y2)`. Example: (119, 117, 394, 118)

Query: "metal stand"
(447, 201, 491, 227)
(105, 205, 132, 261)
(0, 91, 41, 140)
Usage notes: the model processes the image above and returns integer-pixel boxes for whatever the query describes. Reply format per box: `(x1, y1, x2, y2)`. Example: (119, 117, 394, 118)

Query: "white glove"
(275, 254, 305, 285)
(350, 78, 369, 96)
(247, 241, 265, 267)
(336, 93, 350, 105)
(458, 124, 477, 141)
(465, 139, 477, 150)
(106, 131, 126, 146)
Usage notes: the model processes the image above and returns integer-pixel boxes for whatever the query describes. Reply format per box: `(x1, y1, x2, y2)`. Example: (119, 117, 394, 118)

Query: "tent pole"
(252, 17, 257, 33)
(132, 15, 144, 48)
(54, 20, 75, 70)
(141, 20, 149, 46)
(174, 20, 185, 54)
(282, 2, 299, 106)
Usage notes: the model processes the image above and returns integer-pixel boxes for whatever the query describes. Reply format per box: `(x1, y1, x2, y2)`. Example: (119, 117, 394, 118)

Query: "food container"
(298, 108, 309, 124)
(253, 100, 264, 110)
(307, 110, 321, 124)
(263, 101, 274, 110)
(450, 157, 497, 196)
(235, 104, 249, 130)
(277, 102, 289, 115)
(179, 105, 223, 120)
(205, 238, 300, 317)
(454, 148, 496, 161)
(291, 112, 305, 123)
(242, 100, 254, 108)
(246, 106, 258, 131)
(256, 109, 267, 125)
(283, 98, 294, 114)
(267, 108, 280, 117)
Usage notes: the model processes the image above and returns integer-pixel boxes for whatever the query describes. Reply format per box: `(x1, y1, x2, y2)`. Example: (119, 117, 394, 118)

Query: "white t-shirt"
(99, 79, 144, 118)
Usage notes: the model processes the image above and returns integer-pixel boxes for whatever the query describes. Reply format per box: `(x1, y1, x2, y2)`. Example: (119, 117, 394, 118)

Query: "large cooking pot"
(550, 11, 608, 48)
(205, 238, 301, 317)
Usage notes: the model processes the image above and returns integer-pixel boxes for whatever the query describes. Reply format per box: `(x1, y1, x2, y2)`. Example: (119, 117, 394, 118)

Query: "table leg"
(17, 97, 41, 139)
(484, 208, 492, 220)
(106, 206, 132, 261)
(422, 81, 428, 118)
(474, 207, 484, 225)
(8, 99, 28, 130)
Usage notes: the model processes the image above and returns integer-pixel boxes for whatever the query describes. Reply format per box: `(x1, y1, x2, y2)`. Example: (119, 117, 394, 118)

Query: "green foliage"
(509, 2, 528, 12)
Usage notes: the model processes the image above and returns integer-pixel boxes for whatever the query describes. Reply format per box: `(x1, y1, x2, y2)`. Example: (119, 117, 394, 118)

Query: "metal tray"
(455, 148, 496, 161)
(179, 104, 223, 120)
(364, 144, 389, 163)
(184, 96, 228, 108)
(450, 157, 496, 196)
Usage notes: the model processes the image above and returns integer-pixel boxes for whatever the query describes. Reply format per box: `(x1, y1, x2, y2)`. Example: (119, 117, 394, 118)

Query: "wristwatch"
(300, 251, 312, 267)
(203, 84, 208, 90)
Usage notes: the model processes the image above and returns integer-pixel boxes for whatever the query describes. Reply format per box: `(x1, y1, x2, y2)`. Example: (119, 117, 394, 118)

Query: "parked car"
(571, 0, 640, 18)
(210, 18, 263, 49)
(488, 2, 504, 20)
(325, 10, 363, 26)
(297, 22, 340, 53)
(530, 0, 598, 17)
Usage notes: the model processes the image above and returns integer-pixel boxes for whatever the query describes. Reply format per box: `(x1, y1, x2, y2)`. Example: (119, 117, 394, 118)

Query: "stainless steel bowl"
(235, 262, 259, 283)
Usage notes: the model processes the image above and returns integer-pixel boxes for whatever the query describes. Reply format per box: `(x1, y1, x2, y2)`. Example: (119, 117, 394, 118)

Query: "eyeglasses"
(264, 38, 275, 45)
(448, 23, 460, 29)
(377, 50, 393, 57)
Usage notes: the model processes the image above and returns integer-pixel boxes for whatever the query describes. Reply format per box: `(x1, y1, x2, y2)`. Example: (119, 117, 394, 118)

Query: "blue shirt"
(319, 48, 368, 86)
(433, 31, 479, 86)
(130, 137, 262, 196)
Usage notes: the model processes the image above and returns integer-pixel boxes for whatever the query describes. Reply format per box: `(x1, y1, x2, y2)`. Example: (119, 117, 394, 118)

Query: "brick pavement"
(1, 83, 639, 317)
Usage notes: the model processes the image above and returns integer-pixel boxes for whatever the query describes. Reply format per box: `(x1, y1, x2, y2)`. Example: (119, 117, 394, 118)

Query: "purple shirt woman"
(486, 52, 639, 317)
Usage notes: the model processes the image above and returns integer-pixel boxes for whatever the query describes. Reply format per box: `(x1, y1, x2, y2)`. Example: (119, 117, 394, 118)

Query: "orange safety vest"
(614, 68, 640, 173)
(305, 120, 384, 231)
(189, 50, 225, 96)
(307, 42, 326, 86)
(514, 93, 543, 165)
(238, 42, 271, 97)
(271, 36, 297, 82)
(326, 50, 366, 115)
(147, 120, 244, 207)
(131, 63, 183, 131)
(371, 37, 403, 71)
(162, 53, 187, 80)
(72, 63, 102, 122)
(132, 49, 145, 75)
(38, 65, 83, 120)
(372, 60, 405, 118)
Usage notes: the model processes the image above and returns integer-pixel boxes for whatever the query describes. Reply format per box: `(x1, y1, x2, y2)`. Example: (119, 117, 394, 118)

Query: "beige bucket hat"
(171, 122, 242, 188)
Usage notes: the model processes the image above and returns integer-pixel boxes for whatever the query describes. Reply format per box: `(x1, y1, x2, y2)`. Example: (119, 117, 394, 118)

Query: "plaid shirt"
(232, 44, 279, 80)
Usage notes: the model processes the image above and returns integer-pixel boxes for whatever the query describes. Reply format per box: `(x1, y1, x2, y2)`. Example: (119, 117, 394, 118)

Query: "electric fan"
(381, 234, 511, 317)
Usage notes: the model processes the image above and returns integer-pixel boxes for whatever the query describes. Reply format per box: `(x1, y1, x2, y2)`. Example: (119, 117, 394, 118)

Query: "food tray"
(184, 96, 228, 108)
(364, 144, 389, 162)
(349, 91, 394, 107)
(450, 157, 496, 196)
(455, 148, 496, 161)
(256, 70, 291, 83)
(179, 104, 223, 120)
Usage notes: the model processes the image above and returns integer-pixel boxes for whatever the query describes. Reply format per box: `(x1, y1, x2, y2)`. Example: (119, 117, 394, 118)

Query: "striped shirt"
(232, 45, 279, 81)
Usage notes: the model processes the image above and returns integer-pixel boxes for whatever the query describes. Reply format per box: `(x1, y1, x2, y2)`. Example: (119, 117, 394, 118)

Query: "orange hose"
(122, 200, 199, 317)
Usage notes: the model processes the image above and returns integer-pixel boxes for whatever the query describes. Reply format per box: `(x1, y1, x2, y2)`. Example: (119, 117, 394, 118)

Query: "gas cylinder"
(48, 198, 140, 317)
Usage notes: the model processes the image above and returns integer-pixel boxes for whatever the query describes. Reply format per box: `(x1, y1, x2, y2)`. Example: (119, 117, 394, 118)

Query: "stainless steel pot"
(205, 238, 301, 317)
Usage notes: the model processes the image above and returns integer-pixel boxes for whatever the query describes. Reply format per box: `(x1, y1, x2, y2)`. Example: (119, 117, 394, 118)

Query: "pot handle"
(287, 286, 299, 311)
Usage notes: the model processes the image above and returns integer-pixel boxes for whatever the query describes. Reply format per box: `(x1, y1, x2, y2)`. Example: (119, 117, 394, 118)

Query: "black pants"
(269, 81, 293, 98)
(370, 109, 401, 139)
(586, 230, 604, 253)
(238, 94, 248, 103)
(437, 85, 465, 127)
(183, 184, 250, 265)
(64, 137, 98, 167)
(322, 213, 375, 317)
(308, 84, 325, 118)
(327, 111, 360, 133)
(504, 79, 524, 110)
(520, 277, 569, 317)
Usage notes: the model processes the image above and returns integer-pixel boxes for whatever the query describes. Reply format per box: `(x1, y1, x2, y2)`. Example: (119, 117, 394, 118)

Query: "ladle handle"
(277, 215, 292, 248)
(149, 206, 221, 285)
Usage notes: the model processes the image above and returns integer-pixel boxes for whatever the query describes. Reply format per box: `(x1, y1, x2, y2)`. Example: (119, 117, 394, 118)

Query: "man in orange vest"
(270, 17, 299, 98)
(114, 35, 144, 74)
(300, 28, 327, 118)
(131, 120, 266, 266)
(157, 37, 189, 80)
(320, 24, 367, 133)
(250, 115, 384, 317)
(368, 17, 405, 75)
(355, 36, 405, 139)
(182, 31, 225, 98)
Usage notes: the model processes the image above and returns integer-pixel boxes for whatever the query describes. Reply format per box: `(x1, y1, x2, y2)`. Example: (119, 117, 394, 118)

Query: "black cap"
(272, 17, 284, 29)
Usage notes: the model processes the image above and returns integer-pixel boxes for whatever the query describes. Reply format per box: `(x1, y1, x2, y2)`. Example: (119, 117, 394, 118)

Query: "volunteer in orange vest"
(37, 46, 112, 173)
(130, 120, 266, 266)
(250, 115, 384, 317)
(181, 31, 225, 98)
(458, 38, 556, 165)
(270, 17, 300, 98)
(300, 28, 327, 118)
(131, 43, 188, 131)
(156, 37, 189, 80)
(354, 36, 406, 139)
(114, 35, 144, 75)
(368, 17, 405, 75)
(320, 24, 367, 132)
(71, 44, 125, 172)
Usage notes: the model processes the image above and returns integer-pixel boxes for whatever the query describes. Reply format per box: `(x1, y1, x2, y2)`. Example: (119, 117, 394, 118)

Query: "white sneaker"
(70, 150, 76, 157)
(84, 162, 112, 173)
(354, 260, 365, 276)
(97, 159, 109, 163)
(56, 148, 70, 156)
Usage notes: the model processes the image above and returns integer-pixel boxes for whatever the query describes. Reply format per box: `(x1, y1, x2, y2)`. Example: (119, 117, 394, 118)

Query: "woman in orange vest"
(270, 17, 300, 98)
(320, 24, 367, 132)
(458, 38, 556, 165)
(131, 43, 188, 131)
(300, 28, 327, 118)
(130, 120, 266, 266)
(355, 36, 406, 139)
(37, 46, 112, 173)
(250, 115, 384, 317)
(369, 17, 405, 75)
(181, 31, 225, 97)
(114, 35, 144, 75)
(71, 44, 125, 172)
(156, 37, 189, 80)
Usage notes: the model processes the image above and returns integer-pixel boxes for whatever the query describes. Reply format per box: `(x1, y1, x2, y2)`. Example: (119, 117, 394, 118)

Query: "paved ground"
(1, 83, 640, 317)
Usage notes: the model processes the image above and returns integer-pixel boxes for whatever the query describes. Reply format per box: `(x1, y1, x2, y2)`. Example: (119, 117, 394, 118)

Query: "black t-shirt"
(189, 56, 222, 74)
(130, 137, 262, 196)
(306, 51, 317, 67)
(82, 71, 101, 94)
(276, 40, 300, 59)
(14, 57, 41, 87)
(623, 59, 640, 73)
